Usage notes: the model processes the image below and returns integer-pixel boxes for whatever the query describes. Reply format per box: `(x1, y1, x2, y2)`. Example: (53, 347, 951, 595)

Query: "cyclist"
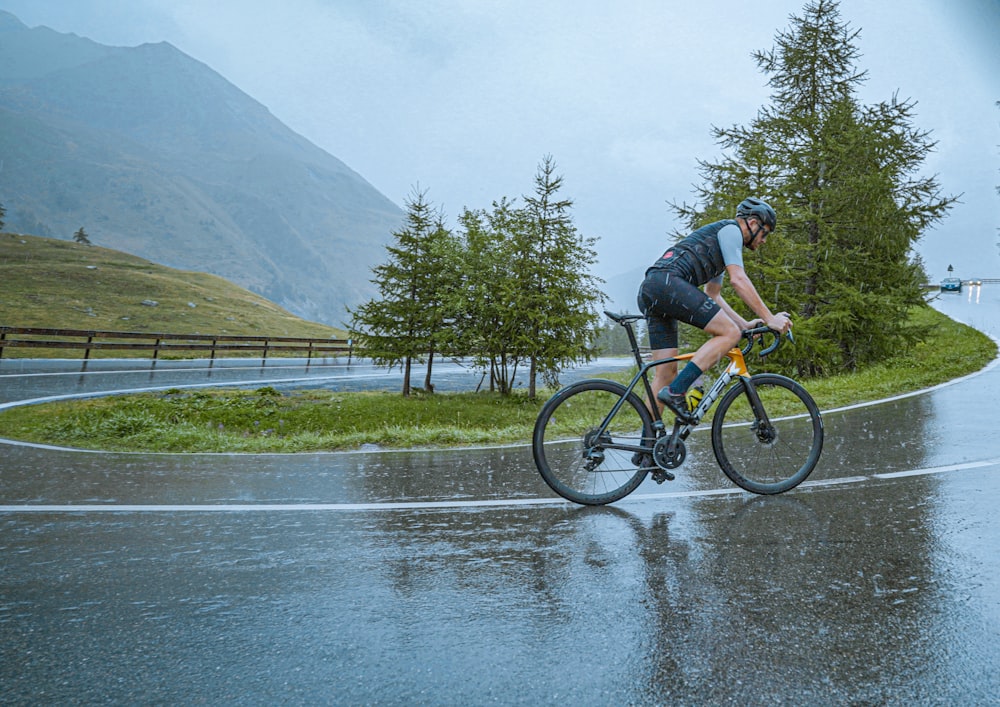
(637, 197, 792, 422)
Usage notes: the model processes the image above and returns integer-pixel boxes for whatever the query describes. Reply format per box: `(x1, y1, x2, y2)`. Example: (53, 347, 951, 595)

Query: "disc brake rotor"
(751, 420, 777, 447)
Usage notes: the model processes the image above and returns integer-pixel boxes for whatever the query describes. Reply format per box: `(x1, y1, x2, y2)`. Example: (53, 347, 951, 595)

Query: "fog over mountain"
(0, 10, 403, 327)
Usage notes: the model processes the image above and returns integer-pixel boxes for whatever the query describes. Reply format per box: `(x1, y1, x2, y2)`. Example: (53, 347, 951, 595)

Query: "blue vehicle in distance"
(940, 277, 962, 292)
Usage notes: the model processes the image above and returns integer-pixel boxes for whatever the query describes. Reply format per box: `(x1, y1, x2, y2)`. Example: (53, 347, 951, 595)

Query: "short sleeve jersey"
(646, 219, 745, 286)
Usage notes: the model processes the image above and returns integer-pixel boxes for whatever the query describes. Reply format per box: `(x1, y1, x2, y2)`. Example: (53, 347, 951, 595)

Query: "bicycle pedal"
(651, 468, 675, 484)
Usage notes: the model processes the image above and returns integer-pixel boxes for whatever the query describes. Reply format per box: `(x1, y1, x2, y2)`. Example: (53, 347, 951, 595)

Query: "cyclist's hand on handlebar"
(766, 312, 792, 335)
(742, 318, 766, 341)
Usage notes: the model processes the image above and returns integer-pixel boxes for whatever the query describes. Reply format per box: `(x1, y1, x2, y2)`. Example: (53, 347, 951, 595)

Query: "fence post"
(80, 334, 94, 372)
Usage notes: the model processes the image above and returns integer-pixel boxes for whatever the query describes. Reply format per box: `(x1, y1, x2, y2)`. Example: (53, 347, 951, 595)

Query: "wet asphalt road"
(2, 288, 1000, 705)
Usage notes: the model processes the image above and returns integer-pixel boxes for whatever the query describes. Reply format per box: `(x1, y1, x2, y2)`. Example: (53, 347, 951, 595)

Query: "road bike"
(532, 311, 824, 505)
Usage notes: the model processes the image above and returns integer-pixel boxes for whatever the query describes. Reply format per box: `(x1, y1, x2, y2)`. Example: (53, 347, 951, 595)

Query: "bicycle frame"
(591, 329, 758, 458)
(687, 347, 752, 424)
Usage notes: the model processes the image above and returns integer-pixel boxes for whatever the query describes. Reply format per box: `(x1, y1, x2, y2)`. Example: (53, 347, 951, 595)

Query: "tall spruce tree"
(348, 188, 458, 395)
(674, 0, 955, 376)
(520, 155, 603, 397)
(454, 198, 529, 394)
(452, 159, 602, 398)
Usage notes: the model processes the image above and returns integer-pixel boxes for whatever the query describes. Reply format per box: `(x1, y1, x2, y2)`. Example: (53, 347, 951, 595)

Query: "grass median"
(0, 305, 994, 453)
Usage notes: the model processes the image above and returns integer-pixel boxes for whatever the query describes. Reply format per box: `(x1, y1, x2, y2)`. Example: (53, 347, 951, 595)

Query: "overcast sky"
(3, 0, 998, 288)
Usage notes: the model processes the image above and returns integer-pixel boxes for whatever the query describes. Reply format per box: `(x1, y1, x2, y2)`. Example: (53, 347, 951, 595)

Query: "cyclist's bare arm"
(705, 279, 753, 330)
(723, 264, 792, 334)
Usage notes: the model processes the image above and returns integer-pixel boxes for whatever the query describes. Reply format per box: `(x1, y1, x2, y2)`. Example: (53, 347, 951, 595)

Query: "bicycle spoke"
(712, 374, 823, 494)
(532, 380, 653, 505)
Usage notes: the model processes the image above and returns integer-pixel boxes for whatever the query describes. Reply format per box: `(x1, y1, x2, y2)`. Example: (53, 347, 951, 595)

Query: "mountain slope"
(0, 10, 401, 326)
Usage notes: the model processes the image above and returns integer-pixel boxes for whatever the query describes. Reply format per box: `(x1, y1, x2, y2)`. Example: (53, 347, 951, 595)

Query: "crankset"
(653, 435, 686, 472)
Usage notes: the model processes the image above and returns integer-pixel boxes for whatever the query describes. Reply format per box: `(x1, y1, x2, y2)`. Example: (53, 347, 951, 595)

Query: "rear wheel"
(711, 373, 823, 494)
(532, 379, 655, 505)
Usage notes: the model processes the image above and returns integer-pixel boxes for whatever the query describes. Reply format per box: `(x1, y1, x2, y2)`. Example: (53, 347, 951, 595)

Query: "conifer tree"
(453, 198, 529, 394)
(348, 188, 459, 395)
(451, 159, 603, 398)
(674, 0, 955, 376)
(73, 227, 92, 245)
(520, 155, 603, 397)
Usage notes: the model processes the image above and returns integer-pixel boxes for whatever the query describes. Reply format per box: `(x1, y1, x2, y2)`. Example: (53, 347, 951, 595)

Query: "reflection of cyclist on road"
(637, 197, 792, 420)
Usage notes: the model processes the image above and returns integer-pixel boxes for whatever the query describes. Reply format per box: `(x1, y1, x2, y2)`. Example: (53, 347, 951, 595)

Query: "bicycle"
(532, 311, 824, 505)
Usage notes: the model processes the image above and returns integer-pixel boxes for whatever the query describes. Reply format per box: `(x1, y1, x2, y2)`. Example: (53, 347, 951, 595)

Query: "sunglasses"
(751, 219, 772, 237)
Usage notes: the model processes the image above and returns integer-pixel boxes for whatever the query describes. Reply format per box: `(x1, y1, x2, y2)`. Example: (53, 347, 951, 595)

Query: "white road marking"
(1, 457, 996, 513)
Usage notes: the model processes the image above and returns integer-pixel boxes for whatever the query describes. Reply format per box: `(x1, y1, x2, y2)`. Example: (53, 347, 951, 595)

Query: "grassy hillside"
(0, 233, 347, 340)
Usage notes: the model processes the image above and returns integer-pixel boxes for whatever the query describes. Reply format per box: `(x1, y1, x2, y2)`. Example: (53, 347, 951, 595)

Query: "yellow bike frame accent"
(670, 348, 750, 379)
(724, 347, 751, 379)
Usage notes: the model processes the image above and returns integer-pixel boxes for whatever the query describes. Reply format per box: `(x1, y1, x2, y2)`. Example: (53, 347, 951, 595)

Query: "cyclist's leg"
(689, 310, 741, 371)
(660, 312, 740, 417)
(637, 276, 680, 414)
(642, 276, 733, 404)
(650, 348, 677, 414)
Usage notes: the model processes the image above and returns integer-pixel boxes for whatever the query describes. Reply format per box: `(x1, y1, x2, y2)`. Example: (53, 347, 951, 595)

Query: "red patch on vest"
(663, 250, 674, 259)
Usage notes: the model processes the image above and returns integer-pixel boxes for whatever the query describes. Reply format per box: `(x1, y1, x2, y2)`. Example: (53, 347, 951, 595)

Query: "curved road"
(2, 289, 1000, 704)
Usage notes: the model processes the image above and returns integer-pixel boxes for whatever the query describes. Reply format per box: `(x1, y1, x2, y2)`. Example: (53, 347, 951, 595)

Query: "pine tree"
(348, 188, 459, 395)
(451, 159, 604, 398)
(520, 155, 603, 397)
(0, 202, 5, 231)
(675, 0, 956, 376)
(73, 227, 92, 245)
(453, 198, 529, 394)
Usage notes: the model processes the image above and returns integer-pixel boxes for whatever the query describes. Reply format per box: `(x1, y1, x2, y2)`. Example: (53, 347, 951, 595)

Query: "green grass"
(798, 305, 995, 410)
(0, 233, 345, 348)
(0, 387, 542, 453)
(0, 304, 993, 453)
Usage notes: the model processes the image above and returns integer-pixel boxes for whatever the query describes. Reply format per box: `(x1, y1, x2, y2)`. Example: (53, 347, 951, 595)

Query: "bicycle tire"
(532, 379, 655, 505)
(711, 373, 823, 494)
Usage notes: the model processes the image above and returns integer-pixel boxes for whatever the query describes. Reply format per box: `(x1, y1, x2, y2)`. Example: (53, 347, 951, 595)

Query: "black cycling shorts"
(636, 270, 721, 350)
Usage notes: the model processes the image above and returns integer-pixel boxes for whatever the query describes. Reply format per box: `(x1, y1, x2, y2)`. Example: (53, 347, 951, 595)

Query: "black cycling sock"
(668, 361, 703, 396)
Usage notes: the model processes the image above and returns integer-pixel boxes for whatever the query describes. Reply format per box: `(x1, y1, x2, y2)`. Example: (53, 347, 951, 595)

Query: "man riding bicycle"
(637, 197, 792, 422)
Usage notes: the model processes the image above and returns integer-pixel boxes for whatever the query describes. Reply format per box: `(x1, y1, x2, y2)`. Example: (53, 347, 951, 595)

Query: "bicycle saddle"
(604, 311, 644, 324)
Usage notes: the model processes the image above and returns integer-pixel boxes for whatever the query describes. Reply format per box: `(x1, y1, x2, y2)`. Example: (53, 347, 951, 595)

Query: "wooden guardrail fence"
(0, 326, 354, 365)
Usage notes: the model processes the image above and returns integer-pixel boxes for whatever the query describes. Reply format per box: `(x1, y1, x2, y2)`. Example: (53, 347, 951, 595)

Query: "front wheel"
(711, 373, 823, 494)
(533, 379, 655, 505)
